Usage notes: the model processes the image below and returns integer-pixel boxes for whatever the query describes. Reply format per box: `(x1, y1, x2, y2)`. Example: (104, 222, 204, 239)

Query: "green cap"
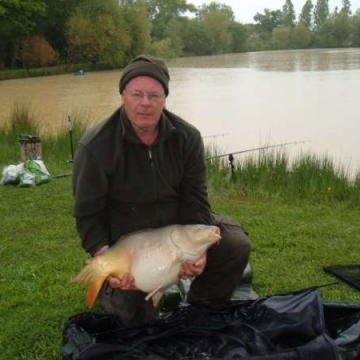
(119, 54, 170, 96)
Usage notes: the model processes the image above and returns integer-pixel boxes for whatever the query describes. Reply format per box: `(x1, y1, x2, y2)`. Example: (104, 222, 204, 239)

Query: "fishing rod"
(52, 172, 72, 179)
(203, 133, 230, 139)
(207, 140, 310, 160)
(207, 140, 311, 179)
(52, 117, 74, 178)
(68, 115, 74, 163)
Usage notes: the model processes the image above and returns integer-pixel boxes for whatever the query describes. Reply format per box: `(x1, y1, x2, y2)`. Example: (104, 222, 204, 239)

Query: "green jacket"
(72, 107, 212, 255)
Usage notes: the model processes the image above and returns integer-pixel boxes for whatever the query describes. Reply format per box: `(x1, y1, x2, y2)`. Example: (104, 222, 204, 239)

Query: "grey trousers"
(98, 212, 251, 326)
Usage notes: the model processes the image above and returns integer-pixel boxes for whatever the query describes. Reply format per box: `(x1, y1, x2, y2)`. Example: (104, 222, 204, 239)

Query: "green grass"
(0, 179, 87, 359)
(1, 178, 359, 359)
(0, 105, 360, 358)
(210, 190, 360, 299)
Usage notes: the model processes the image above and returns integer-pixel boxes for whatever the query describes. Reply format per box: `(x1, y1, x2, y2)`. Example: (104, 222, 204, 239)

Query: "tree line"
(0, 0, 359, 72)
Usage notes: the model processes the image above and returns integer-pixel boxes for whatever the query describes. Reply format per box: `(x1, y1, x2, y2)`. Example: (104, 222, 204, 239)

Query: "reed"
(0, 103, 40, 164)
(205, 146, 360, 206)
(40, 111, 93, 174)
(0, 104, 91, 175)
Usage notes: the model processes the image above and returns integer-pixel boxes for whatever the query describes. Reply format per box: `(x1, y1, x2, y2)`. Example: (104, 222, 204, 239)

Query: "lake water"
(0, 48, 359, 176)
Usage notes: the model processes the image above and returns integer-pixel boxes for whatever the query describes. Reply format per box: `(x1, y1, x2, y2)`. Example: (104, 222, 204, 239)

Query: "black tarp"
(61, 288, 360, 360)
(324, 265, 360, 291)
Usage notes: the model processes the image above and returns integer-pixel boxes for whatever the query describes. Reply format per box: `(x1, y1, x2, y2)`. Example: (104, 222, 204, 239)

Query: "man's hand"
(179, 252, 207, 279)
(93, 245, 138, 290)
(107, 272, 138, 290)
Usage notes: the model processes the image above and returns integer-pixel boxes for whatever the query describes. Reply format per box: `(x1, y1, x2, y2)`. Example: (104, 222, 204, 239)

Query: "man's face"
(121, 76, 166, 133)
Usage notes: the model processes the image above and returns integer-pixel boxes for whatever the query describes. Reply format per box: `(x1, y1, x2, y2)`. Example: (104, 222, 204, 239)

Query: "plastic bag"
(2, 160, 51, 187)
(19, 159, 51, 187)
(0, 163, 24, 185)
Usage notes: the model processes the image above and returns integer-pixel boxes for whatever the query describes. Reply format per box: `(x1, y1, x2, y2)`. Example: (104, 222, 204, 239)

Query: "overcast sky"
(189, 0, 360, 23)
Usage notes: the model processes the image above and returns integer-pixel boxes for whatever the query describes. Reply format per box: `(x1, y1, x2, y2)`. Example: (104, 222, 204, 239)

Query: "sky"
(189, 0, 360, 23)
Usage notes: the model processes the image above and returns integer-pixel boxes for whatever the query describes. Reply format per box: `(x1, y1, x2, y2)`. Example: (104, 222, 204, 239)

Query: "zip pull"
(148, 147, 153, 164)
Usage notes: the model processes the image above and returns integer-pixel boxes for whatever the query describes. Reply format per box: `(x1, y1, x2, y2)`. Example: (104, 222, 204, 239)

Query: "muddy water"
(0, 48, 359, 175)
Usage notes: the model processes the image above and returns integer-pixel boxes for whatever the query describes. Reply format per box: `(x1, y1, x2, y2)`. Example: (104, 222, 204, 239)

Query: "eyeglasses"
(124, 89, 165, 103)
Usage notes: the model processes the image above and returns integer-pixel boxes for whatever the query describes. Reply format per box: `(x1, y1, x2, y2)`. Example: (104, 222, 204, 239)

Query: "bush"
(17, 36, 58, 72)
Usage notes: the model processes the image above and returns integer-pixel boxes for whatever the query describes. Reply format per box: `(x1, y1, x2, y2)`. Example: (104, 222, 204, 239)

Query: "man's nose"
(140, 95, 151, 105)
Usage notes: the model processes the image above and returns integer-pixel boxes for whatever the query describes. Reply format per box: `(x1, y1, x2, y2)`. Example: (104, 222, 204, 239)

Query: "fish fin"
(71, 258, 108, 307)
(151, 290, 165, 308)
(86, 277, 105, 307)
(145, 286, 163, 303)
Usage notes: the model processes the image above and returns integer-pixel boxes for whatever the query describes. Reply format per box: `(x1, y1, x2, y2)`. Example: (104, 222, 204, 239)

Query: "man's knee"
(211, 212, 251, 268)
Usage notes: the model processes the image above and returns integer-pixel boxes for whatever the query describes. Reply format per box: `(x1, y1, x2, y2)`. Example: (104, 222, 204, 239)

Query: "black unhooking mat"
(324, 265, 360, 291)
(61, 288, 360, 360)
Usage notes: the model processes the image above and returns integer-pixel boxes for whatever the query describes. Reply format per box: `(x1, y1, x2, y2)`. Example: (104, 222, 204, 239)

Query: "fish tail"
(86, 278, 105, 307)
(71, 260, 107, 307)
(72, 261, 97, 285)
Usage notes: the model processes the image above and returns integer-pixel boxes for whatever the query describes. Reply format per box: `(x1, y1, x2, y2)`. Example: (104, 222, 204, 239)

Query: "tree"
(0, 0, 46, 34)
(120, 0, 152, 59)
(163, 18, 184, 57)
(181, 18, 214, 55)
(313, 0, 329, 32)
(147, 0, 196, 40)
(341, 0, 351, 17)
(292, 21, 312, 47)
(316, 17, 336, 46)
(328, 8, 352, 46)
(272, 26, 292, 48)
(197, 2, 234, 54)
(197, 1, 235, 22)
(315, 0, 352, 47)
(0, 0, 47, 68)
(36, 0, 83, 59)
(66, 1, 132, 67)
(229, 22, 248, 53)
(17, 35, 58, 73)
(299, 0, 313, 30)
(148, 38, 174, 58)
(282, 0, 296, 27)
(66, 12, 89, 66)
(254, 9, 283, 40)
(351, 9, 360, 46)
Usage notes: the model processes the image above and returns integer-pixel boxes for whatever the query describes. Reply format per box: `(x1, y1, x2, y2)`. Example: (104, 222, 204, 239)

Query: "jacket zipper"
(148, 147, 153, 166)
(148, 146, 163, 226)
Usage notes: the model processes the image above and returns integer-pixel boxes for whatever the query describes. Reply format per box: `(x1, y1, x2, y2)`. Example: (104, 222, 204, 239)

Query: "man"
(72, 54, 251, 326)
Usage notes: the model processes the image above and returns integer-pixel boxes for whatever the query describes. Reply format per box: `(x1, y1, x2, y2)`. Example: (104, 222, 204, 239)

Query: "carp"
(72, 224, 221, 307)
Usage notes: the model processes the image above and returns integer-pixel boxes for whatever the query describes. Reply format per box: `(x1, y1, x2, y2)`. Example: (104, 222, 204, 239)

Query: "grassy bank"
(0, 107, 360, 359)
(0, 63, 119, 81)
